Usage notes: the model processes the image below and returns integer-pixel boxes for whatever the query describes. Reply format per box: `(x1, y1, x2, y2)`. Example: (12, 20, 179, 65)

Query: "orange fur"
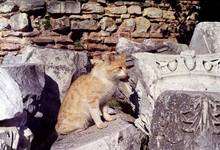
(55, 54, 128, 134)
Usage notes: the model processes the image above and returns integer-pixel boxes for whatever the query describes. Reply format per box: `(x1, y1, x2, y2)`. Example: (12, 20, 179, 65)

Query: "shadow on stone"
(30, 75, 60, 150)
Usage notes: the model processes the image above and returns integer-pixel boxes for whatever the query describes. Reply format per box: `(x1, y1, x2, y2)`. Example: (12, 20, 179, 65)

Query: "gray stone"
(71, 19, 100, 31)
(0, 127, 33, 150)
(99, 17, 117, 32)
(0, 17, 9, 30)
(51, 118, 146, 150)
(0, 1, 17, 13)
(47, 1, 81, 14)
(135, 17, 151, 33)
(2, 64, 45, 114)
(9, 13, 29, 31)
(0, 68, 23, 120)
(128, 5, 142, 15)
(3, 45, 89, 100)
(13, 0, 45, 12)
(190, 22, 220, 54)
(82, 2, 104, 14)
(149, 91, 220, 150)
(116, 37, 186, 55)
(143, 7, 163, 18)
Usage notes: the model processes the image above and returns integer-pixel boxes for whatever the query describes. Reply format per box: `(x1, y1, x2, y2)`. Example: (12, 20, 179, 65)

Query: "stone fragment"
(118, 18, 135, 32)
(82, 2, 104, 14)
(0, 17, 9, 30)
(97, 0, 106, 4)
(50, 17, 70, 31)
(150, 91, 220, 150)
(0, 1, 17, 13)
(116, 37, 186, 54)
(71, 19, 100, 31)
(32, 37, 55, 45)
(47, 1, 81, 14)
(0, 68, 23, 120)
(51, 118, 146, 150)
(105, 6, 127, 14)
(99, 17, 117, 32)
(190, 22, 220, 54)
(162, 10, 175, 20)
(135, 17, 151, 33)
(143, 7, 162, 18)
(13, 0, 45, 12)
(128, 5, 141, 15)
(9, 13, 29, 31)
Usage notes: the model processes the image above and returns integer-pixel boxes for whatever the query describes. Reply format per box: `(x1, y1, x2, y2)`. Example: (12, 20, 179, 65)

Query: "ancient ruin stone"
(99, 17, 117, 32)
(121, 14, 130, 19)
(135, 17, 151, 33)
(71, 19, 100, 31)
(13, 0, 45, 12)
(82, 2, 104, 14)
(105, 6, 127, 14)
(47, 1, 81, 14)
(0, 17, 9, 30)
(143, 7, 163, 18)
(51, 118, 146, 150)
(0, 43, 20, 51)
(149, 91, 220, 150)
(190, 22, 220, 54)
(118, 18, 135, 32)
(9, 13, 29, 31)
(0, 68, 23, 120)
(128, 5, 142, 15)
(0, 1, 17, 13)
(132, 51, 220, 135)
(50, 17, 70, 31)
(163, 10, 175, 20)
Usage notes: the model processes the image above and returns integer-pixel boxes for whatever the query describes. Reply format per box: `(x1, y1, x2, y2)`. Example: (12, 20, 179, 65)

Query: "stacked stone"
(0, 0, 199, 57)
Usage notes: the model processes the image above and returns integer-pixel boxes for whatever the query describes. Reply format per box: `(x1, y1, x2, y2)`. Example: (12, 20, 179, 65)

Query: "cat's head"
(92, 53, 128, 80)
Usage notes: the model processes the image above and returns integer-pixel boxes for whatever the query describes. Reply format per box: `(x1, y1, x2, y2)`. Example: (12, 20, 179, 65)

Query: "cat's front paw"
(97, 122, 108, 129)
(105, 114, 117, 122)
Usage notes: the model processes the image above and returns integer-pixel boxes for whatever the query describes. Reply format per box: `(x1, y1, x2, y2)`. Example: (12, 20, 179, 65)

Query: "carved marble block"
(132, 50, 220, 135)
(149, 91, 220, 150)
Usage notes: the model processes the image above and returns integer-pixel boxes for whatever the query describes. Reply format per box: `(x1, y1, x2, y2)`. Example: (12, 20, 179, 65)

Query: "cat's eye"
(119, 67, 123, 69)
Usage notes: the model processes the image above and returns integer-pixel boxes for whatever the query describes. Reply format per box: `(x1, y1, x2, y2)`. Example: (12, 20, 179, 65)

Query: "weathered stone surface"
(0, 68, 23, 120)
(3, 46, 89, 100)
(105, 6, 127, 14)
(150, 91, 220, 150)
(71, 19, 100, 31)
(0, 1, 17, 13)
(132, 51, 220, 135)
(135, 17, 151, 33)
(116, 37, 185, 54)
(47, 1, 81, 14)
(190, 22, 220, 54)
(0, 127, 33, 150)
(121, 14, 130, 19)
(51, 118, 146, 150)
(128, 5, 142, 15)
(13, 0, 45, 12)
(82, 2, 104, 14)
(143, 7, 163, 18)
(99, 17, 117, 32)
(32, 37, 55, 45)
(50, 17, 70, 31)
(162, 10, 175, 20)
(0, 17, 9, 30)
(2, 64, 45, 114)
(118, 18, 135, 32)
(9, 13, 29, 31)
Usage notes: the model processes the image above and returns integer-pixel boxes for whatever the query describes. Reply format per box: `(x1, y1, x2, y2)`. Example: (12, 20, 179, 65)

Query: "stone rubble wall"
(0, 0, 199, 59)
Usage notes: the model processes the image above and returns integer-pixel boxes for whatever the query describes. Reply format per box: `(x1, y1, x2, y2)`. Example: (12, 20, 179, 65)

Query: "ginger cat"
(55, 54, 128, 134)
